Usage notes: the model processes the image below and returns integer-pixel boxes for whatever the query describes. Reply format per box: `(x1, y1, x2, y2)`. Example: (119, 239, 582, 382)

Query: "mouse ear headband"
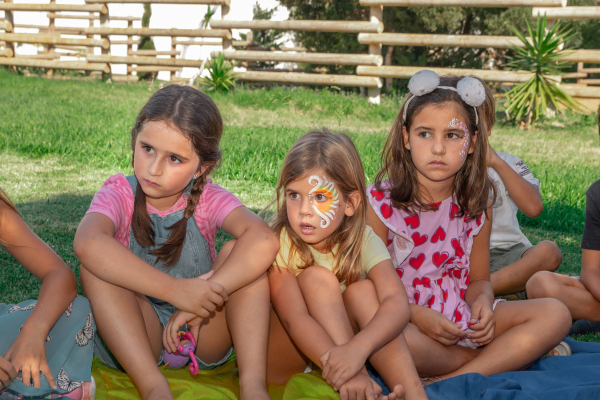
(402, 69, 486, 126)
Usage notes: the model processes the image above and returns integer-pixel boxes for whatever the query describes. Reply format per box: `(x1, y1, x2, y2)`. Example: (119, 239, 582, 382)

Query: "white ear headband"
(402, 69, 486, 126)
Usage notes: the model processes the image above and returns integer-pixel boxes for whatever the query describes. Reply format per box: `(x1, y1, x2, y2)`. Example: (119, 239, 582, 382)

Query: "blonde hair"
(269, 128, 367, 287)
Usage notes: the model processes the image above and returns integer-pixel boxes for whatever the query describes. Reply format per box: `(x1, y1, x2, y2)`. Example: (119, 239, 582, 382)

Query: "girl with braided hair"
(74, 85, 278, 400)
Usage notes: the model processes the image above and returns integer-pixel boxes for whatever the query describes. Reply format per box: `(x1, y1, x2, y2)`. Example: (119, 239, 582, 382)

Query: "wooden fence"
(0, 0, 598, 108)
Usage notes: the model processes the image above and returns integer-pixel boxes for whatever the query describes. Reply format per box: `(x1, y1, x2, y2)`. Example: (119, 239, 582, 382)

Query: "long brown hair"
(131, 85, 223, 268)
(270, 129, 367, 287)
(374, 75, 495, 219)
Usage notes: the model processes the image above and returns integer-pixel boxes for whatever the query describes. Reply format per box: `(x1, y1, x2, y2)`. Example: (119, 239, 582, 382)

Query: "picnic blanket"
(91, 338, 600, 400)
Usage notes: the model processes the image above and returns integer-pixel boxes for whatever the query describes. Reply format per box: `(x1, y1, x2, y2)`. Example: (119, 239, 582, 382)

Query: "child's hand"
(170, 270, 228, 319)
(163, 310, 202, 354)
(413, 306, 467, 345)
(337, 369, 382, 400)
(467, 298, 495, 346)
(0, 356, 17, 390)
(320, 342, 369, 390)
(3, 329, 55, 389)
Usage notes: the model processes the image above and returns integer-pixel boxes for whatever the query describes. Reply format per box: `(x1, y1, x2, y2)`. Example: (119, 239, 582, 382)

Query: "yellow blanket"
(92, 358, 339, 400)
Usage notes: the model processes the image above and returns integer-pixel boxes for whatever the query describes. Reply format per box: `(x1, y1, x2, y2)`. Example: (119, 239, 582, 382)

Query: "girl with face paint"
(264, 129, 427, 400)
(368, 72, 572, 385)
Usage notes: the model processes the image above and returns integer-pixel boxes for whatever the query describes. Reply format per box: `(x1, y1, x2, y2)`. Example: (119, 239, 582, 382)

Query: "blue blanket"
(370, 338, 600, 399)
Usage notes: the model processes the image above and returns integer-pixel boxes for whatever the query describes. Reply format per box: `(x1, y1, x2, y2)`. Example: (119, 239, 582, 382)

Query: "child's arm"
(488, 145, 543, 218)
(74, 213, 227, 317)
(463, 206, 496, 346)
(207, 207, 279, 294)
(579, 184, 600, 302)
(320, 259, 411, 388)
(0, 201, 76, 389)
(367, 205, 467, 345)
(580, 249, 600, 303)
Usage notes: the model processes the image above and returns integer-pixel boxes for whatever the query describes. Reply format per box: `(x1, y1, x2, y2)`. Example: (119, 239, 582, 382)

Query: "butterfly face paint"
(308, 175, 339, 228)
(448, 118, 470, 159)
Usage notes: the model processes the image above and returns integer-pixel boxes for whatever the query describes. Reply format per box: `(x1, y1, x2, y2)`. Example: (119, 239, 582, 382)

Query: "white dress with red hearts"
(367, 182, 486, 348)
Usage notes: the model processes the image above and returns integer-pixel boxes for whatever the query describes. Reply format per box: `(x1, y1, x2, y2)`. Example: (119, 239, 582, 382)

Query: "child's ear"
(468, 130, 478, 154)
(402, 126, 410, 150)
(344, 191, 362, 217)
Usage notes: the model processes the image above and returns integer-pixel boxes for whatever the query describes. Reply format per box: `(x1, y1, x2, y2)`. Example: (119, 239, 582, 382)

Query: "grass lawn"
(1, 69, 600, 340)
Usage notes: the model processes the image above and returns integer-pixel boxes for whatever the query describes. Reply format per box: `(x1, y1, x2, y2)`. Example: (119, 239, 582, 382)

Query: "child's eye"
(315, 194, 327, 202)
(447, 132, 461, 139)
(418, 131, 432, 138)
(143, 146, 154, 154)
(289, 193, 300, 200)
(169, 156, 181, 164)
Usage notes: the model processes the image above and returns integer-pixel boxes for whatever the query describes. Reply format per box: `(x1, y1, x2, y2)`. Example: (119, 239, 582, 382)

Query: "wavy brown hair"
(269, 129, 367, 288)
(131, 85, 223, 268)
(374, 75, 495, 219)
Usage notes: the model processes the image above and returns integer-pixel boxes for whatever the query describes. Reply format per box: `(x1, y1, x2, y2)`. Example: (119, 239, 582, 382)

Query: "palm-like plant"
(505, 15, 586, 126)
(199, 52, 237, 92)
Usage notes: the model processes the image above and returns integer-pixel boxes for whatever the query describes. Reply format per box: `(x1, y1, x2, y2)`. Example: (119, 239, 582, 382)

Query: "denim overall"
(94, 175, 233, 370)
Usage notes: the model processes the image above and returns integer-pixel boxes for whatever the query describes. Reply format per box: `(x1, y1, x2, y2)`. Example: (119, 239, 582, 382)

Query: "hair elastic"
(402, 70, 486, 126)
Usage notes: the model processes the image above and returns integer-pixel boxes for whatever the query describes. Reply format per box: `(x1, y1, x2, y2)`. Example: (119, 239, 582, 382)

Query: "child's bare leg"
(403, 323, 480, 377)
(266, 308, 310, 384)
(437, 298, 571, 380)
(80, 265, 172, 400)
(343, 280, 426, 399)
(193, 240, 270, 400)
(527, 271, 600, 321)
(491, 241, 562, 296)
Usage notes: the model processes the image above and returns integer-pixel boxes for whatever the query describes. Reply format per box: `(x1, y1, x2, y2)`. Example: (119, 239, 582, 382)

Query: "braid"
(151, 173, 208, 269)
(132, 181, 156, 248)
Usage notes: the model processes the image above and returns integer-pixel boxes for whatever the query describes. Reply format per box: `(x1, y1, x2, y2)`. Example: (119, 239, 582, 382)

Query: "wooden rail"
(210, 20, 383, 34)
(127, 65, 180, 72)
(236, 71, 382, 88)
(128, 50, 180, 56)
(359, 0, 566, 6)
(563, 50, 600, 64)
(0, 22, 13, 31)
(0, 33, 109, 49)
(561, 84, 600, 98)
(87, 54, 204, 67)
(47, 13, 140, 21)
(218, 50, 383, 66)
(356, 65, 561, 83)
(0, 48, 13, 57)
(358, 33, 526, 49)
(0, 58, 110, 72)
(0, 3, 107, 14)
(111, 39, 141, 45)
(578, 79, 600, 86)
(86, 0, 230, 4)
(84, 27, 231, 39)
(533, 7, 600, 20)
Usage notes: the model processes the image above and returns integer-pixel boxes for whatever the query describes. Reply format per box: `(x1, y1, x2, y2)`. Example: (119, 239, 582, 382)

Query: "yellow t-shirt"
(274, 226, 391, 292)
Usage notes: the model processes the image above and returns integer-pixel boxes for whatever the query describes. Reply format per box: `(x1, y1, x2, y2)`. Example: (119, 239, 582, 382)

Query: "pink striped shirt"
(86, 173, 243, 262)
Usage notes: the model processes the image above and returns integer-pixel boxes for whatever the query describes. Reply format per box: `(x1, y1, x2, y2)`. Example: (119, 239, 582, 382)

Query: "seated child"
(0, 188, 95, 400)
(487, 145, 562, 298)
(527, 179, 600, 322)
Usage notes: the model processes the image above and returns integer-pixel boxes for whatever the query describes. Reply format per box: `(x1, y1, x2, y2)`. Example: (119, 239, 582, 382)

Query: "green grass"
(1, 70, 600, 343)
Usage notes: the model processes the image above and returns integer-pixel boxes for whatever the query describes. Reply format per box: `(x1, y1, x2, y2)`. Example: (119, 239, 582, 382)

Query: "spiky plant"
(199, 52, 237, 92)
(505, 15, 586, 126)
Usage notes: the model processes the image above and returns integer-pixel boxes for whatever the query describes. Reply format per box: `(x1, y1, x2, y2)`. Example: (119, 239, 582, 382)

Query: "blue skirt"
(0, 296, 95, 398)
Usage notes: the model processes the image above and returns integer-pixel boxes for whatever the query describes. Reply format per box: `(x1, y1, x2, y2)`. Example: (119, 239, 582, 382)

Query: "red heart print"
(460, 288, 467, 299)
(476, 215, 482, 226)
(414, 291, 420, 304)
(411, 232, 428, 247)
(451, 239, 465, 258)
(447, 257, 455, 265)
(381, 204, 393, 219)
(433, 252, 449, 267)
(442, 288, 448, 302)
(436, 278, 443, 287)
(464, 214, 470, 223)
(450, 203, 460, 220)
(370, 189, 384, 201)
(466, 228, 473, 238)
(429, 201, 441, 211)
(409, 254, 425, 270)
(404, 214, 420, 229)
(452, 269, 462, 278)
(427, 295, 436, 308)
(412, 277, 431, 288)
(441, 303, 445, 313)
(454, 307, 463, 321)
(387, 238, 392, 247)
(431, 226, 446, 243)
(396, 269, 404, 279)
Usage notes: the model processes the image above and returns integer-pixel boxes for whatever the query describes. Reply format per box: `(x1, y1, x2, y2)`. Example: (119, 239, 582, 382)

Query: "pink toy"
(163, 331, 199, 375)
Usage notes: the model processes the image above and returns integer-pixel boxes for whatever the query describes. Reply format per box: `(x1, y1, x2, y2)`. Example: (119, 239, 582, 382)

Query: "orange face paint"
(308, 175, 339, 228)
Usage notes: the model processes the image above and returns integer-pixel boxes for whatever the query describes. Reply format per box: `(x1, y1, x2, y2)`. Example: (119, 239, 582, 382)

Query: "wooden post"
(577, 62, 585, 85)
(4, 0, 14, 59)
(46, 0, 56, 76)
(100, 10, 110, 79)
(368, 6, 383, 105)
(87, 12, 94, 56)
(127, 20, 133, 75)
(170, 36, 176, 80)
(221, 4, 232, 51)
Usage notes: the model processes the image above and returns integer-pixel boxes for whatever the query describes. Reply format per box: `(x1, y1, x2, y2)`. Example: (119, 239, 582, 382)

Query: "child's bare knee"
(343, 279, 376, 305)
(542, 298, 572, 336)
(297, 265, 338, 290)
(536, 241, 562, 270)
(526, 271, 560, 299)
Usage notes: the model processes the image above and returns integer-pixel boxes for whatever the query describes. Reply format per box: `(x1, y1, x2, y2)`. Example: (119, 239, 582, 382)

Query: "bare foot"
(144, 384, 174, 400)
(240, 381, 271, 400)
(381, 384, 405, 400)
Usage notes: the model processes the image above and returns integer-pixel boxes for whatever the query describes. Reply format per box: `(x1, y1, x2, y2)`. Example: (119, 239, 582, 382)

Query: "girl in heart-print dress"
(366, 70, 572, 382)
(368, 187, 486, 348)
